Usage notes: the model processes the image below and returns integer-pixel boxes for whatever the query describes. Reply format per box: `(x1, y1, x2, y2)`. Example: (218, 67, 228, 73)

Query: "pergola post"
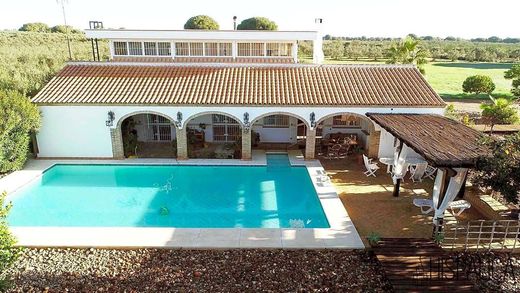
(305, 128, 316, 160)
(175, 127, 188, 160)
(392, 140, 404, 197)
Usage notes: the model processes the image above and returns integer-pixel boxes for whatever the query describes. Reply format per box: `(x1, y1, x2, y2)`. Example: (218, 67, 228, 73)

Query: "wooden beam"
(392, 140, 404, 198)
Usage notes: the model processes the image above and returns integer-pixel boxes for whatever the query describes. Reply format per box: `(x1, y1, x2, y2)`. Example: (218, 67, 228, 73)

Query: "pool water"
(8, 156, 329, 228)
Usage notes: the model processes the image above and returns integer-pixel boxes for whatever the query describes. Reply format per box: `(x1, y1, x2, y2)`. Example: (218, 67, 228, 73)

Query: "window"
(146, 114, 172, 141)
(251, 43, 264, 56)
(157, 42, 171, 56)
(237, 43, 251, 56)
(238, 43, 265, 57)
(263, 115, 289, 128)
(190, 42, 204, 56)
(219, 43, 232, 56)
(176, 42, 189, 56)
(144, 42, 157, 56)
(266, 43, 293, 57)
(128, 42, 143, 55)
(332, 115, 360, 128)
(212, 114, 240, 142)
(205, 42, 219, 56)
(113, 41, 128, 55)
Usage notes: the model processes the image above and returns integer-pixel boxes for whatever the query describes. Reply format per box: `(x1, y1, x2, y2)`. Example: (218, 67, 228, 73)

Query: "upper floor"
(85, 29, 324, 64)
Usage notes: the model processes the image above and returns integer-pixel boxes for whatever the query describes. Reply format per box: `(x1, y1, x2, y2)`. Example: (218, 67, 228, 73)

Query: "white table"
(379, 157, 394, 173)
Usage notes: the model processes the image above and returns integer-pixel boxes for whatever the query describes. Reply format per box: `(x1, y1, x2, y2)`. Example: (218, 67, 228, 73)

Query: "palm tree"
(387, 37, 428, 74)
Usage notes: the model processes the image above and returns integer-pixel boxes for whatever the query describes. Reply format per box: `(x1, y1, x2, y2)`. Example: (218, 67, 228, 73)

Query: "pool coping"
(1, 150, 364, 249)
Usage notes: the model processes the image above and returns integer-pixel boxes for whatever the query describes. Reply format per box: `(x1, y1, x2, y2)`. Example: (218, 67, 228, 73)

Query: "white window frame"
(263, 115, 290, 128)
(110, 40, 173, 57)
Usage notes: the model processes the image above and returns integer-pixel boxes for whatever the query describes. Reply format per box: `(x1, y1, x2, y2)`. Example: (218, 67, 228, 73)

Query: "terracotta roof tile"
(32, 63, 445, 107)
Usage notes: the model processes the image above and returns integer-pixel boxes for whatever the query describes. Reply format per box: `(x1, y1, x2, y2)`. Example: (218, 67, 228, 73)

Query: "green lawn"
(423, 62, 514, 99)
(314, 57, 516, 100)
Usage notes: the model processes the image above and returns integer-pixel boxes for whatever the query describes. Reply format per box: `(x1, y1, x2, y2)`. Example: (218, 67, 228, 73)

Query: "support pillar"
(110, 128, 124, 159)
(241, 129, 252, 160)
(368, 130, 381, 158)
(175, 127, 188, 160)
(305, 128, 316, 160)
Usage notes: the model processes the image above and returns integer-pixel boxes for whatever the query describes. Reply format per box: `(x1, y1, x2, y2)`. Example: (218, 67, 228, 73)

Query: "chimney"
(313, 18, 324, 64)
(233, 16, 237, 30)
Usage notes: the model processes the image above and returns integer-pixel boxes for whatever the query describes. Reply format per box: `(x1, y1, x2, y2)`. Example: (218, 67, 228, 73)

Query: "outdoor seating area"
(320, 133, 360, 159)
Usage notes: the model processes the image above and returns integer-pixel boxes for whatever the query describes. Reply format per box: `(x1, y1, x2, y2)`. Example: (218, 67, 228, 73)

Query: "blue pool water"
(8, 156, 329, 228)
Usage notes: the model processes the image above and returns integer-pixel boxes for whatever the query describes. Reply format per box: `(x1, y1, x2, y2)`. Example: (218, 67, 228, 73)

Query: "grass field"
(318, 57, 516, 99)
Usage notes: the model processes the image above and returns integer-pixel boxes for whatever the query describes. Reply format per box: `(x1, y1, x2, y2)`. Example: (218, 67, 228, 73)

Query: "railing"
(441, 220, 520, 252)
(413, 255, 464, 285)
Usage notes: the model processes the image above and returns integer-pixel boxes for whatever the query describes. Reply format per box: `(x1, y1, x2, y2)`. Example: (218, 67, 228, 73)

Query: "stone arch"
(315, 112, 380, 158)
(112, 111, 176, 159)
(316, 112, 376, 133)
(183, 111, 244, 129)
(250, 112, 311, 128)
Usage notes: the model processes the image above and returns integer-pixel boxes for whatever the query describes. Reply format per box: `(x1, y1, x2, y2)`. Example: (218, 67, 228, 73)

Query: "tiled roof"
(32, 63, 445, 107)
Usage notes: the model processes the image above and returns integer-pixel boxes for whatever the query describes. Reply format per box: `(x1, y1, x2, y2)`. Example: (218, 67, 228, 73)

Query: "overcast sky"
(2, 0, 519, 38)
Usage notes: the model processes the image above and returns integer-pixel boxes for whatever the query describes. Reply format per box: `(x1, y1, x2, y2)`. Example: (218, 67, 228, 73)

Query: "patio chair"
(413, 198, 434, 214)
(363, 154, 379, 177)
(409, 163, 428, 183)
(424, 165, 437, 180)
(448, 200, 472, 216)
(324, 144, 342, 160)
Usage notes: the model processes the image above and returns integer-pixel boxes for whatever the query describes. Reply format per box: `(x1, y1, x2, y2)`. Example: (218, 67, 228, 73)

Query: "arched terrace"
(115, 111, 177, 158)
(249, 112, 311, 158)
(182, 112, 244, 159)
(314, 113, 380, 159)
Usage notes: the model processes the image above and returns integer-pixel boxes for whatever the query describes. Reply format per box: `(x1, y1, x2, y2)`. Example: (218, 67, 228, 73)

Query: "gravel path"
(7, 248, 390, 292)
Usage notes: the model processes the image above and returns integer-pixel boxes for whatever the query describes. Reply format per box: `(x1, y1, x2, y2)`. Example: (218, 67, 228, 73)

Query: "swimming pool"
(8, 156, 329, 229)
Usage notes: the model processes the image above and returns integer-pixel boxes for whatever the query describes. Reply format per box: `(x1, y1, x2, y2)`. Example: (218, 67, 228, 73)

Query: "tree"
(237, 17, 277, 31)
(462, 75, 496, 96)
(473, 133, 520, 204)
(19, 22, 50, 33)
(0, 90, 41, 173)
(480, 98, 519, 134)
(386, 37, 428, 74)
(184, 15, 219, 30)
(0, 191, 20, 290)
(323, 40, 344, 60)
(344, 41, 364, 60)
(504, 64, 520, 98)
(51, 24, 81, 34)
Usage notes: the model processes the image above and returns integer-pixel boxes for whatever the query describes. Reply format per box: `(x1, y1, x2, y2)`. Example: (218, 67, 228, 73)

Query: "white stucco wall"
(35, 105, 444, 158)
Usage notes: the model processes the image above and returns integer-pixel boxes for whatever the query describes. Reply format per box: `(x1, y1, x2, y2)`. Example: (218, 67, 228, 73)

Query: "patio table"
(379, 157, 394, 173)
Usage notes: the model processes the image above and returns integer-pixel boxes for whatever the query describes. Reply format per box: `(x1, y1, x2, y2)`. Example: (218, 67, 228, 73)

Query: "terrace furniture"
(379, 157, 394, 173)
(413, 198, 472, 216)
(324, 144, 342, 159)
(363, 154, 379, 177)
(424, 165, 438, 180)
(409, 162, 428, 182)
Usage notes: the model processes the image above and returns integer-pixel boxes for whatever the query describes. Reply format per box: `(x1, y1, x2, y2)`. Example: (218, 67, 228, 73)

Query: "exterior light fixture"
(174, 111, 183, 128)
(243, 112, 251, 132)
(310, 112, 316, 128)
(105, 111, 115, 127)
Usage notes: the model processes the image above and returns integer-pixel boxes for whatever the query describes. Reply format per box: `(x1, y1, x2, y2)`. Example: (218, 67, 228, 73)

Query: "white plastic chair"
(409, 163, 428, 182)
(413, 198, 434, 214)
(363, 154, 379, 177)
(424, 165, 437, 180)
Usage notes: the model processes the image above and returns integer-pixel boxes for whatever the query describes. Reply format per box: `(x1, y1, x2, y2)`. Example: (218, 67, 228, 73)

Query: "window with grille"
(212, 114, 240, 142)
(237, 43, 251, 56)
(279, 43, 292, 56)
(219, 43, 232, 56)
(144, 42, 157, 56)
(113, 41, 128, 55)
(176, 42, 189, 56)
(128, 42, 143, 56)
(332, 115, 361, 128)
(266, 43, 280, 56)
(157, 42, 171, 56)
(263, 115, 290, 128)
(190, 42, 204, 56)
(146, 114, 172, 141)
(205, 43, 219, 56)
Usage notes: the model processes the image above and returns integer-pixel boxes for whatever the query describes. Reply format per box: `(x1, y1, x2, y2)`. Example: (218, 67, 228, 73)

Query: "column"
(110, 128, 124, 159)
(175, 127, 188, 160)
(241, 129, 252, 160)
(305, 128, 316, 160)
(368, 130, 381, 158)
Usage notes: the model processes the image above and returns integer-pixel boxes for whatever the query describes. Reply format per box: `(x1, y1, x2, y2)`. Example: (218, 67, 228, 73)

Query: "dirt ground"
(320, 156, 485, 242)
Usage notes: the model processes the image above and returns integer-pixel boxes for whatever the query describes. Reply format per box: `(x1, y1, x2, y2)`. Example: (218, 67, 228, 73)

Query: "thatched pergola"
(367, 113, 489, 231)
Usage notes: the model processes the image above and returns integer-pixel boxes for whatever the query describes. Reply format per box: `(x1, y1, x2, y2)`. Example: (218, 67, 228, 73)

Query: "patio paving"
(319, 156, 485, 244)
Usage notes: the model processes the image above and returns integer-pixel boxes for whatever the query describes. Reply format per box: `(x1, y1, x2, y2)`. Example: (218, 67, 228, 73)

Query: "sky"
(1, 0, 519, 38)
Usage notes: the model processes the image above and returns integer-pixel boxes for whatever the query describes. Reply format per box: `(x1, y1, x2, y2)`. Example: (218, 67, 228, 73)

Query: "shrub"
(480, 98, 519, 133)
(184, 15, 219, 30)
(237, 17, 278, 31)
(0, 90, 41, 173)
(19, 22, 50, 33)
(0, 191, 21, 290)
(504, 64, 520, 98)
(462, 75, 496, 95)
(51, 25, 81, 34)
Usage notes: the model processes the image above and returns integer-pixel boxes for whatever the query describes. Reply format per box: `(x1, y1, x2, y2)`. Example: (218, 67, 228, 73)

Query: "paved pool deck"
(0, 150, 364, 249)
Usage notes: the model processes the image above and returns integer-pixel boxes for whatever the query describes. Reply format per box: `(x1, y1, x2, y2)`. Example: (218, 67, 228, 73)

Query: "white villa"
(31, 26, 445, 161)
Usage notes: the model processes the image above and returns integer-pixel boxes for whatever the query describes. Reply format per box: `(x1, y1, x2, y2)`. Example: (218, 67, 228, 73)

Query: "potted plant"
(367, 232, 381, 247)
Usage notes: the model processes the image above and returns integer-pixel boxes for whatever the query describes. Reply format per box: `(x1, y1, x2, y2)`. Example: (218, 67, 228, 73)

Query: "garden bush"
(0, 90, 41, 173)
(462, 75, 496, 95)
(0, 191, 21, 290)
